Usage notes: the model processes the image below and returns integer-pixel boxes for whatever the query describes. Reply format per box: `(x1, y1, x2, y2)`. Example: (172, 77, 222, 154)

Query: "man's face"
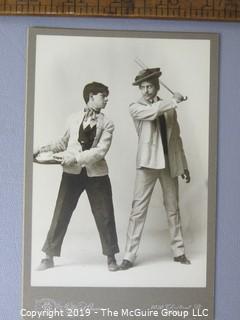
(139, 81, 158, 102)
(89, 91, 108, 110)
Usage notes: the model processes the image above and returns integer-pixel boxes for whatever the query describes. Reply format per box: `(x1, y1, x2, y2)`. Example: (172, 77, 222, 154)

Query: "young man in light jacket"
(120, 68, 191, 270)
(35, 82, 119, 272)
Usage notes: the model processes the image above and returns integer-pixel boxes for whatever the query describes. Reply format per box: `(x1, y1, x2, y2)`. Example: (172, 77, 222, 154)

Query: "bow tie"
(83, 107, 100, 129)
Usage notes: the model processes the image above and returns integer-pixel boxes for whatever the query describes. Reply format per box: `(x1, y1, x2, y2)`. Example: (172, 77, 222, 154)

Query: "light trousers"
(124, 164, 185, 263)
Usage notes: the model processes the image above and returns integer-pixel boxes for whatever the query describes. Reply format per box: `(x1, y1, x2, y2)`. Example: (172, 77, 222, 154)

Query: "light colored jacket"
(130, 97, 188, 177)
(40, 111, 114, 176)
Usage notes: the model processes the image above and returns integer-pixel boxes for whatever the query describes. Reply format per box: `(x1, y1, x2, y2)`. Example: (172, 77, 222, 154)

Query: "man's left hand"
(54, 151, 77, 166)
(181, 169, 191, 183)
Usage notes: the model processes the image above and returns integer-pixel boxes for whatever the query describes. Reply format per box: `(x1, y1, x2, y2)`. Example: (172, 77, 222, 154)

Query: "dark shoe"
(174, 254, 191, 265)
(36, 258, 54, 271)
(119, 259, 133, 270)
(107, 256, 119, 272)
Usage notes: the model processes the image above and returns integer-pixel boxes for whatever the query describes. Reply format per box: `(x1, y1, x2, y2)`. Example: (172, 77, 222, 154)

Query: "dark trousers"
(42, 168, 119, 257)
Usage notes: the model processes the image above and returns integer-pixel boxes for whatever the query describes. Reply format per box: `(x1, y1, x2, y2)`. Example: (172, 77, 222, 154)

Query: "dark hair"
(139, 77, 160, 91)
(83, 82, 109, 104)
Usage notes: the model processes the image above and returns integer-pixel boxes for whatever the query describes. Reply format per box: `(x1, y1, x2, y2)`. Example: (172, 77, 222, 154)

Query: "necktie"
(83, 107, 99, 130)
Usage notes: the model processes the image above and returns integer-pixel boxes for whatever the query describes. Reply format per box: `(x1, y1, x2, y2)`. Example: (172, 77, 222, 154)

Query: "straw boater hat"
(132, 67, 162, 86)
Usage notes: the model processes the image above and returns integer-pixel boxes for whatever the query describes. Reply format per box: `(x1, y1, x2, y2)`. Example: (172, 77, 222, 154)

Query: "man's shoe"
(36, 258, 54, 271)
(107, 257, 119, 272)
(108, 260, 119, 272)
(119, 259, 133, 270)
(174, 254, 191, 265)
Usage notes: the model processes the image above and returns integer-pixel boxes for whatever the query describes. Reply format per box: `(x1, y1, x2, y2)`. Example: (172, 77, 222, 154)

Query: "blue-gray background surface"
(0, 17, 239, 319)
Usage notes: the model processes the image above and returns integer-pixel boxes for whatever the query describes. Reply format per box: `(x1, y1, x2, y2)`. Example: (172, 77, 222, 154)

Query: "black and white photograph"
(24, 28, 218, 295)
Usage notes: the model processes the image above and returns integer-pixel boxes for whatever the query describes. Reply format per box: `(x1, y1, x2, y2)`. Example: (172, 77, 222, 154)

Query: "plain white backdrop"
(31, 33, 210, 287)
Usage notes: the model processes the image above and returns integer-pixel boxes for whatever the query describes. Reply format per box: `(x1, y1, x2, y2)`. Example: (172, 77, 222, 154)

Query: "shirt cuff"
(75, 152, 83, 164)
(171, 98, 178, 107)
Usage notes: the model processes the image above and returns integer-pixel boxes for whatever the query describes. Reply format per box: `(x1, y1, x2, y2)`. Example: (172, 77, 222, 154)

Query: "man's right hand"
(33, 147, 48, 159)
(173, 92, 185, 103)
(33, 147, 40, 159)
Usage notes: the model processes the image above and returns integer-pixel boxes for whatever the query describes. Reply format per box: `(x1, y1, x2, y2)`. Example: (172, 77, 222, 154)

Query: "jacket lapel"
(165, 109, 174, 142)
(92, 113, 104, 147)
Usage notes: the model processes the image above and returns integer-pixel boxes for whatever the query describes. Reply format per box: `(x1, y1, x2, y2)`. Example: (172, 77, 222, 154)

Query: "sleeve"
(39, 131, 70, 153)
(38, 116, 72, 153)
(174, 110, 188, 170)
(129, 99, 177, 121)
(75, 120, 114, 165)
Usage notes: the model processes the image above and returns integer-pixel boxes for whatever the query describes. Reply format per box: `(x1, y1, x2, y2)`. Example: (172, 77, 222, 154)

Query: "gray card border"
(23, 27, 219, 320)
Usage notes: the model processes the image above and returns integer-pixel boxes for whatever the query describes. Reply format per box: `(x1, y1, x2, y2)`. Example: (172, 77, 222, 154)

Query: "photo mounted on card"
(23, 28, 218, 319)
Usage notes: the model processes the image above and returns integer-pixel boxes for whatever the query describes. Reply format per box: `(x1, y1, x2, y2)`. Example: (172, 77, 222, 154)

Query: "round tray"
(33, 152, 62, 165)
(33, 158, 61, 165)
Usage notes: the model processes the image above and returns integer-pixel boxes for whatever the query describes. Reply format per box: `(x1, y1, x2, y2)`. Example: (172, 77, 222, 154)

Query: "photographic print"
(23, 27, 218, 319)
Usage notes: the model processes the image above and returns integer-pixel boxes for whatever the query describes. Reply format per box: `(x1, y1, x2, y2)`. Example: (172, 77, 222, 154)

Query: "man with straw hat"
(120, 67, 191, 270)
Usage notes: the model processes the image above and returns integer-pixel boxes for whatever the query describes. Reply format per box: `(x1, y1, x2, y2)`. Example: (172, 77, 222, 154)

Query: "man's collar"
(138, 96, 160, 105)
(84, 104, 101, 114)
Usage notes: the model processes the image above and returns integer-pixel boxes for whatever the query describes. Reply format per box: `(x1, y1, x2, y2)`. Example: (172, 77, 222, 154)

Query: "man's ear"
(89, 92, 94, 101)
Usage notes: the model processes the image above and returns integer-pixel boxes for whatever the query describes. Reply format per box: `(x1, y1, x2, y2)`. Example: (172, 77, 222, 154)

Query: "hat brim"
(132, 71, 162, 86)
